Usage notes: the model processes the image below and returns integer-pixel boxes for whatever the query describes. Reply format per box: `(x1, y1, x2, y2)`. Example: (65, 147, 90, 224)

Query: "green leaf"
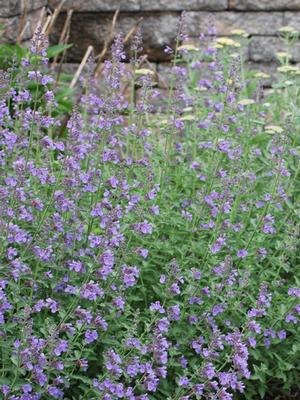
(258, 384, 266, 399)
(47, 44, 73, 58)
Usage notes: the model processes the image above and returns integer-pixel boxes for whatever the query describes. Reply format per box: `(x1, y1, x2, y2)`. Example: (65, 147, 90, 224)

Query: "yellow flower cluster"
(213, 37, 241, 49)
(278, 26, 298, 35)
(231, 29, 249, 38)
(277, 65, 300, 75)
(275, 52, 291, 59)
(135, 68, 155, 76)
(265, 125, 284, 134)
(238, 99, 255, 106)
(178, 44, 199, 52)
(254, 72, 270, 79)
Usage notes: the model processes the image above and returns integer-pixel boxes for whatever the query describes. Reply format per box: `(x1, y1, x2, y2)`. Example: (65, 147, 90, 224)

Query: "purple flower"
(80, 282, 104, 301)
(136, 247, 149, 258)
(150, 205, 160, 215)
(212, 304, 225, 316)
(122, 265, 140, 288)
(101, 250, 114, 268)
(168, 304, 180, 321)
(248, 337, 257, 348)
(277, 330, 287, 339)
(150, 301, 165, 314)
(113, 296, 125, 311)
(248, 320, 261, 334)
(194, 384, 204, 395)
(45, 298, 58, 313)
(48, 386, 64, 399)
(164, 45, 173, 54)
(237, 249, 248, 258)
(22, 384, 32, 394)
(210, 236, 226, 254)
(180, 356, 188, 368)
(133, 220, 153, 235)
(1, 385, 10, 396)
(157, 317, 170, 333)
(53, 340, 68, 356)
(286, 313, 297, 324)
(214, 102, 224, 112)
(202, 362, 215, 379)
(288, 287, 300, 298)
(178, 376, 190, 386)
(85, 330, 98, 344)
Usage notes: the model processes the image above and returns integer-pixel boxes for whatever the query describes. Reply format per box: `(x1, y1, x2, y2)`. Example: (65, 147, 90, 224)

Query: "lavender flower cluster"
(0, 18, 300, 400)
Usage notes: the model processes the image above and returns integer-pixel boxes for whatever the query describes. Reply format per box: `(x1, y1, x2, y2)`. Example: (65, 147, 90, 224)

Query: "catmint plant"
(0, 16, 300, 400)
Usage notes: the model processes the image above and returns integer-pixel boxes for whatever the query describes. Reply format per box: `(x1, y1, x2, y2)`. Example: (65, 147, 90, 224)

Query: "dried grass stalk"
(51, 9, 73, 71)
(45, 0, 67, 36)
(70, 45, 94, 89)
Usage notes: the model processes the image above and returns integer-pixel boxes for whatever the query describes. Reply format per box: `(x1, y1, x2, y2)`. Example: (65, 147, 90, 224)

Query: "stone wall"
(0, 0, 47, 43)
(2, 0, 300, 83)
(47, 0, 300, 83)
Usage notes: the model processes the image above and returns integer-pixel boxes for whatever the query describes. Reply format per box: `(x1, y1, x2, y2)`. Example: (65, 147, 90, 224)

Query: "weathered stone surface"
(49, 0, 227, 12)
(0, 0, 47, 17)
(157, 62, 173, 88)
(53, 11, 283, 63)
(250, 36, 300, 62)
(53, 63, 81, 75)
(0, 8, 43, 43)
(49, 0, 140, 12)
(246, 61, 278, 86)
(186, 11, 284, 36)
(229, 0, 300, 11)
(283, 12, 300, 28)
(246, 61, 278, 77)
(51, 12, 180, 62)
(140, 0, 227, 11)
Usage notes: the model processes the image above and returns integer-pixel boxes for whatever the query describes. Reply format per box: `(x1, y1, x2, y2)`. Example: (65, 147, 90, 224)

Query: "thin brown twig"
(45, 0, 67, 36)
(17, 0, 29, 44)
(57, 9, 73, 46)
(51, 9, 73, 71)
(35, 7, 47, 31)
(17, 21, 30, 44)
(55, 16, 72, 84)
(94, 17, 144, 78)
(70, 45, 94, 89)
(124, 17, 143, 44)
(42, 16, 52, 35)
(93, 7, 120, 77)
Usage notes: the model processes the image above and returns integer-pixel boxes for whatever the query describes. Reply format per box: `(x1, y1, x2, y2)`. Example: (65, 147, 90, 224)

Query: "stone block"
(186, 11, 284, 36)
(229, 0, 300, 10)
(250, 36, 300, 62)
(51, 12, 181, 62)
(0, 8, 43, 43)
(283, 12, 300, 30)
(229, 0, 300, 11)
(140, 0, 227, 11)
(49, 0, 228, 12)
(245, 61, 278, 82)
(0, 0, 47, 17)
(48, 0, 140, 12)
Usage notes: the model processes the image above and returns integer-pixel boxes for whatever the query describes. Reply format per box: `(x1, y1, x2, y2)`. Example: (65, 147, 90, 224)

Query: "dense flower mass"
(0, 19, 300, 400)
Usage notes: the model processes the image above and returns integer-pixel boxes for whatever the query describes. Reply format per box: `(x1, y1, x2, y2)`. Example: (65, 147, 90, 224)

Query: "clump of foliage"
(0, 16, 300, 400)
